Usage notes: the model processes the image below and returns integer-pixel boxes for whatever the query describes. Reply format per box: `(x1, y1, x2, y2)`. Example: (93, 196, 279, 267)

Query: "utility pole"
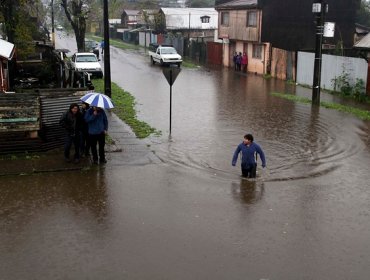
(312, 0, 327, 105)
(188, 12, 191, 57)
(103, 0, 112, 97)
(51, 0, 55, 48)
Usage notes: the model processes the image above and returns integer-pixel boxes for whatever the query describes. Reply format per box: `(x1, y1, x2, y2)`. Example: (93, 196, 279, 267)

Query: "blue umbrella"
(80, 91, 114, 109)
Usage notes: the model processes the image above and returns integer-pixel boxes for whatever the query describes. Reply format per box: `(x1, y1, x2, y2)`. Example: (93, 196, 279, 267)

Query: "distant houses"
(99, 1, 369, 93)
(121, 10, 140, 28)
(118, 8, 218, 62)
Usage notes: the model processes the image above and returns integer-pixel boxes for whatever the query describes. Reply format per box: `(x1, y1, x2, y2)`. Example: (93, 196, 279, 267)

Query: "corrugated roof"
(161, 8, 218, 30)
(0, 39, 15, 60)
(354, 33, 370, 49)
(216, 0, 258, 9)
(123, 10, 140, 16)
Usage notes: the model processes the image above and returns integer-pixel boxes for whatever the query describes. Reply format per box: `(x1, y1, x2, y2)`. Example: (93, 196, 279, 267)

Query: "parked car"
(71, 52, 103, 78)
(56, 25, 63, 31)
(148, 44, 182, 67)
(84, 39, 100, 59)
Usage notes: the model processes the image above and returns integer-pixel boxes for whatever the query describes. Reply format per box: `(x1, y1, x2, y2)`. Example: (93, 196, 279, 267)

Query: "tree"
(61, 0, 93, 51)
(153, 12, 166, 34)
(0, 0, 46, 89)
(0, 0, 22, 42)
(187, 0, 214, 8)
(357, 0, 370, 27)
(108, 0, 125, 18)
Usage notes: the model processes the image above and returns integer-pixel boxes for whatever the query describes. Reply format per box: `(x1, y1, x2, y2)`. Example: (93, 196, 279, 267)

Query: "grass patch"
(182, 59, 199, 68)
(271, 92, 311, 104)
(93, 79, 160, 138)
(87, 34, 198, 68)
(327, 89, 370, 104)
(320, 101, 370, 120)
(87, 35, 140, 51)
(108, 39, 140, 51)
(105, 134, 115, 145)
(271, 92, 370, 121)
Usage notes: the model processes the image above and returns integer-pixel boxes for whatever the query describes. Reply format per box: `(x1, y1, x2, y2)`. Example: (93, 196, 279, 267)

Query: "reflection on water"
(231, 179, 264, 206)
(0, 170, 112, 279)
(0, 170, 109, 235)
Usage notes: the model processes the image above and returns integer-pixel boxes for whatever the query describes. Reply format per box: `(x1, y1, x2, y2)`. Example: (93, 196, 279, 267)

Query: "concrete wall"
(222, 41, 230, 67)
(222, 41, 266, 74)
(246, 43, 265, 74)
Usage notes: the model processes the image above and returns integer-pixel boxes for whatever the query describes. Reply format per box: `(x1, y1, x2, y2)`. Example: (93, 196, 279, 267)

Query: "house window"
(247, 11, 257, 27)
(252, 44, 262, 59)
(221, 12, 229, 26)
(201, 16, 210, 23)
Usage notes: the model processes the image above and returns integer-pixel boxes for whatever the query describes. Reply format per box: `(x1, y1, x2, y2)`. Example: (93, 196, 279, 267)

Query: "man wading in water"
(232, 133, 266, 178)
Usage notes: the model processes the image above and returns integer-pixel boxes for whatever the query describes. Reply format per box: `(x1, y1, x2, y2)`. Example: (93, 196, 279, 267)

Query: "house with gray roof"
(121, 10, 140, 29)
(159, 8, 218, 40)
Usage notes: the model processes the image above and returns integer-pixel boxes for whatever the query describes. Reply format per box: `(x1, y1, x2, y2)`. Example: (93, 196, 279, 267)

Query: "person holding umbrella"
(81, 92, 114, 165)
(85, 106, 108, 164)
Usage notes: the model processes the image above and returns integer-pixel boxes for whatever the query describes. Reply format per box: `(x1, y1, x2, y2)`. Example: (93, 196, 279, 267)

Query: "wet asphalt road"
(0, 32, 370, 279)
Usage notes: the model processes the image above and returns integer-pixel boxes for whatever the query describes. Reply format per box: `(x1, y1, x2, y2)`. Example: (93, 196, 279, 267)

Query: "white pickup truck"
(149, 44, 182, 67)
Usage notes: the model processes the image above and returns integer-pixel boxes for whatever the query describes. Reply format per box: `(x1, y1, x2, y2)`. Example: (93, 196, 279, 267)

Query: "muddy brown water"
(1, 37, 369, 279)
(109, 48, 370, 185)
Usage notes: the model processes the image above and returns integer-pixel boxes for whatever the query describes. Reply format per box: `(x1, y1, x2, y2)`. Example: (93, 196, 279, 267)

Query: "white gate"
(297, 52, 368, 91)
(139, 32, 156, 47)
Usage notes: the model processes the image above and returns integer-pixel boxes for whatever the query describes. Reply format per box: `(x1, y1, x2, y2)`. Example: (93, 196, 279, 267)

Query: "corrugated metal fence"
(297, 52, 368, 91)
(0, 89, 86, 154)
(38, 89, 86, 151)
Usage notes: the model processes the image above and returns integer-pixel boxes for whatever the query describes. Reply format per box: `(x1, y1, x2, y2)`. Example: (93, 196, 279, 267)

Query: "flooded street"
(109, 46, 370, 184)
(1, 34, 370, 279)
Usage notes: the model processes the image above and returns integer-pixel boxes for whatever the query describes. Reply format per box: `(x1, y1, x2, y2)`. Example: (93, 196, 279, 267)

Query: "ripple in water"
(153, 99, 365, 183)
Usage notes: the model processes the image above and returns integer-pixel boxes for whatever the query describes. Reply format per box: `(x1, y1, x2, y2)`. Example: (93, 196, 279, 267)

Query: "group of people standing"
(59, 103, 108, 165)
(233, 52, 248, 73)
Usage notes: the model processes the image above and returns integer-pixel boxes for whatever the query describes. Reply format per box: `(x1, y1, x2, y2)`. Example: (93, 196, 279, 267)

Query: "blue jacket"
(84, 108, 108, 135)
(232, 142, 266, 168)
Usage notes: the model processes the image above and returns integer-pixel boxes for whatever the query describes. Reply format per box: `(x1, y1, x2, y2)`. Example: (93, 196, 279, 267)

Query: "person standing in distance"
(100, 40, 104, 55)
(232, 133, 266, 178)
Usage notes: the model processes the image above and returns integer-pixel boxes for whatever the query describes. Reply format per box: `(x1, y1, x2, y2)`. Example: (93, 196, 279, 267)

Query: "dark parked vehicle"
(84, 39, 100, 59)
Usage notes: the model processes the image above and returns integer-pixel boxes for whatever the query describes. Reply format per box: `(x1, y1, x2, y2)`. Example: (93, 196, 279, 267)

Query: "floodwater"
(0, 33, 370, 279)
(109, 46, 370, 184)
